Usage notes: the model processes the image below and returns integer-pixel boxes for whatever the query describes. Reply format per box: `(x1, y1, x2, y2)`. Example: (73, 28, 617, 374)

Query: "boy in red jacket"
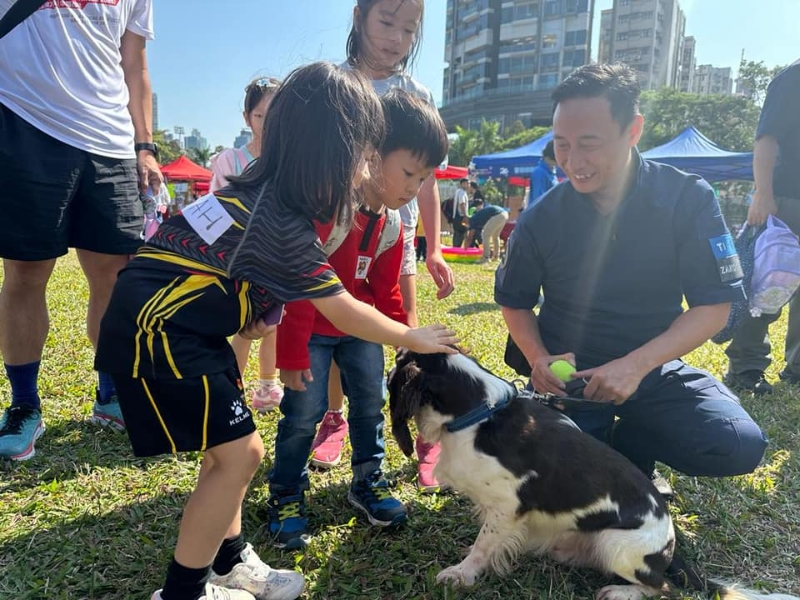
(267, 90, 449, 549)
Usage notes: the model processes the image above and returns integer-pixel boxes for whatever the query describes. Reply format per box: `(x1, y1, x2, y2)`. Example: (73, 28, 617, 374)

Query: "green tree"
(447, 125, 479, 167)
(189, 146, 213, 167)
(152, 129, 182, 164)
(639, 87, 760, 152)
(737, 59, 786, 104)
(500, 125, 551, 152)
(475, 119, 502, 156)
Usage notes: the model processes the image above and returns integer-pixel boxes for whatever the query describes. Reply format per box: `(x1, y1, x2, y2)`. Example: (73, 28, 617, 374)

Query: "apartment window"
(542, 33, 558, 48)
(539, 73, 559, 88)
(616, 32, 629, 41)
(456, 14, 491, 42)
(545, 1, 562, 17)
(461, 0, 490, 20)
(498, 76, 536, 93)
(499, 37, 537, 54)
(464, 48, 488, 64)
(461, 63, 489, 83)
(620, 0, 630, 5)
(501, 1, 539, 23)
(499, 55, 537, 75)
(564, 29, 587, 46)
(540, 52, 560, 72)
(565, 0, 589, 12)
(563, 48, 586, 67)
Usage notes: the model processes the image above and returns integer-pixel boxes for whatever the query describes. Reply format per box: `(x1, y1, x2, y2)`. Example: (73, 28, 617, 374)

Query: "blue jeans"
(269, 335, 386, 493)
(549, 360, 768, 477)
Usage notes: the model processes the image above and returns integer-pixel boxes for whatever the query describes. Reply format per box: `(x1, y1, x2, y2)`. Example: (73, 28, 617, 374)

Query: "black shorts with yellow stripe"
(112, 367, 256, 457)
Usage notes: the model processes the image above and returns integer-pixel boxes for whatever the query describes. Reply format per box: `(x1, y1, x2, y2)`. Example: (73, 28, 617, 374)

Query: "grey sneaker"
(152, 583, 256, 599)
(91, 391, 126, 431)
(209, 543, 305, 600)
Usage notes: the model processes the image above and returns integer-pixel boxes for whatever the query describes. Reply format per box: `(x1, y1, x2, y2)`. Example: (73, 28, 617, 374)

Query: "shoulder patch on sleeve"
(709, 234, 743, 282)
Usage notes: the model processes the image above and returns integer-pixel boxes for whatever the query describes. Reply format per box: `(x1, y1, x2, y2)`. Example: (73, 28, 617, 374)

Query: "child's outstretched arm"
(310, 292, 457, 354)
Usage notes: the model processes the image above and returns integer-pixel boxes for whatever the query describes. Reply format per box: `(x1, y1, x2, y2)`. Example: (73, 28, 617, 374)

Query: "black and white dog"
(388, 349, 797, 600)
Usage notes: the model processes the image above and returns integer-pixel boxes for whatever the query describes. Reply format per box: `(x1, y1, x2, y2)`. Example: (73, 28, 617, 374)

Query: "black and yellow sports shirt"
(95, 185, 343, 379)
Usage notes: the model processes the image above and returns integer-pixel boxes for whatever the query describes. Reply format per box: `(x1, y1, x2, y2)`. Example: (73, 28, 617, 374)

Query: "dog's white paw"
(595, 584, 652, 600)
(436, 564, 480, 587)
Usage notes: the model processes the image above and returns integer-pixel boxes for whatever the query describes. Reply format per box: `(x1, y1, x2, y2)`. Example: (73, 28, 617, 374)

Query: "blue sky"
(147, 0, 799, 149)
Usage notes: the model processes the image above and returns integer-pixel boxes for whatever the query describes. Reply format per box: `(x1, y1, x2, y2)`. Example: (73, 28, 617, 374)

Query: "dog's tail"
(666, 551, 799, 600)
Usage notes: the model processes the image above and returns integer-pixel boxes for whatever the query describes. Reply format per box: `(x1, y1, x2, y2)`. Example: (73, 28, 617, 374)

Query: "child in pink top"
(210, 76, 285, 412)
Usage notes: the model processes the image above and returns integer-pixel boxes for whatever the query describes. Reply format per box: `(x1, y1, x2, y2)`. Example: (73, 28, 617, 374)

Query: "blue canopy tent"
(641, 126, 753, 181)
(471, 130, 554, 178)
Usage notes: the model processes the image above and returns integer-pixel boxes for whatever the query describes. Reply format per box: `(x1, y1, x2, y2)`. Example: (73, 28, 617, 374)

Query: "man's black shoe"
(780, 370, 800, 385)
(724, 370, 774, 395)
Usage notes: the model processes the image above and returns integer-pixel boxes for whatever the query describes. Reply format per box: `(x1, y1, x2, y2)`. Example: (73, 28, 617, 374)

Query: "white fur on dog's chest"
(436, 433, 523, 506)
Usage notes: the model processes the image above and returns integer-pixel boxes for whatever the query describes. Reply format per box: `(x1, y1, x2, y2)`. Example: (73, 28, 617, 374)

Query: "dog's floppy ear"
(388, 360, 425, 457)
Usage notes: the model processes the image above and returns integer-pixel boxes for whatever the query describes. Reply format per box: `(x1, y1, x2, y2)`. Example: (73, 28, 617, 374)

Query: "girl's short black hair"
(231, 62, 384, 224)
(243, 76, 281, 116)
(346, 0, 424, 74)
(380, 89, 448, 168)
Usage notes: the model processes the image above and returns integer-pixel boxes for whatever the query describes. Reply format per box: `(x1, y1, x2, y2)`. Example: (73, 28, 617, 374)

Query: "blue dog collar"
(445, 389, 515, 433)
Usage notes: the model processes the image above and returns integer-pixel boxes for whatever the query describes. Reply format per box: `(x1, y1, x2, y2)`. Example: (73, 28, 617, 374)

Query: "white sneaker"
(151, 582, 256, 599)
(209, 543, 305, 600)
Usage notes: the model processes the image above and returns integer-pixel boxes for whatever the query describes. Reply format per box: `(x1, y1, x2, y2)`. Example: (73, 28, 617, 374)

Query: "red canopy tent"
(160, 155, 212, 182)
(434, 164, 469, 180)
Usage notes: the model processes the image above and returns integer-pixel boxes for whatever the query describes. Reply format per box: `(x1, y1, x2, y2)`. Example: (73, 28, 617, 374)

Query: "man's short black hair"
(542, 139, 555, 161)
(459, 178, 469, 184)
(551, 63, 641, 130)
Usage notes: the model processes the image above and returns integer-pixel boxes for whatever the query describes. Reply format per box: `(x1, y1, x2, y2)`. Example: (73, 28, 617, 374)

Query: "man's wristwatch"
(134, 142, 159, 159)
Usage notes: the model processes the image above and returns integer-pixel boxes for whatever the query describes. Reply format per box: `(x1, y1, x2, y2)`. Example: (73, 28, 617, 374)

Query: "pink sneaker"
(252, 382, 283, 413)
(416, 437, 447, 494)
(310, 411, 348, 468)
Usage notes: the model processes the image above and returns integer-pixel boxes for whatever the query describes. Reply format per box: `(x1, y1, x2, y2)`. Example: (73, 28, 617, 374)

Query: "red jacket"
(276, 206, 407, 370)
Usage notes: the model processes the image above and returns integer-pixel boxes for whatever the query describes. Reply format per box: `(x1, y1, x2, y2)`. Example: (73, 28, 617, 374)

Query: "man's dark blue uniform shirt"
(495, 151, 745, 369)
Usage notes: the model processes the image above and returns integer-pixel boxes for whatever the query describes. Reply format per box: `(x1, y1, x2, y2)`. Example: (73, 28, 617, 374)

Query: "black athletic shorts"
(112, 367, 257, 457)
(0, 103, 143, 261)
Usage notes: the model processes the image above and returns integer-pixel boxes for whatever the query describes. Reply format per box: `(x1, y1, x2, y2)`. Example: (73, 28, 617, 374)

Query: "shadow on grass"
(0, 493, 190, 600)
(0, 419, 169, 495)
(448, 302, 499, 317)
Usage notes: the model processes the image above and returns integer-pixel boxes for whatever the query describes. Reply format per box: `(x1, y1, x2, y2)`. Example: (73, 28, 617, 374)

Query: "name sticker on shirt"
(355, 256, 372, 280)
(709, 233, 743, 282)
(182, 194, 234, 245)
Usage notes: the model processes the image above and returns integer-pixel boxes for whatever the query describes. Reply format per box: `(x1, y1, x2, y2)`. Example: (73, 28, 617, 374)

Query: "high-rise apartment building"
(233, 128, 253, 149)
(679, 35, 696, 92)
(184, 128, 208, 151)
(152, 92, 159, 131)
(694, 65, 733, 96)
(597, 9, 613, 63)
(439, 0, 594, 131)
(597, 0, 686, 90)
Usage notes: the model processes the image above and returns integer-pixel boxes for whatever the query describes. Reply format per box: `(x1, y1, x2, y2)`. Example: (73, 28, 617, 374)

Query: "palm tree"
(189, 146, 212, 167)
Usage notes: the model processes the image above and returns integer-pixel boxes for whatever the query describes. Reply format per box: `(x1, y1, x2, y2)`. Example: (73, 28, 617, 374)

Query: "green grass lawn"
(1, 253, 798, 599)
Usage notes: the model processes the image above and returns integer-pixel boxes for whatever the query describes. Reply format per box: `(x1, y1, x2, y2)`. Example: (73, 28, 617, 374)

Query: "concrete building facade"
(597, 0, 686, 90)
(439, 0, 594, 131)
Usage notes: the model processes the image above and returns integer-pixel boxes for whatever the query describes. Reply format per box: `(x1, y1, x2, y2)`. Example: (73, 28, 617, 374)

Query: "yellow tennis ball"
(550, 360, 576, 382)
